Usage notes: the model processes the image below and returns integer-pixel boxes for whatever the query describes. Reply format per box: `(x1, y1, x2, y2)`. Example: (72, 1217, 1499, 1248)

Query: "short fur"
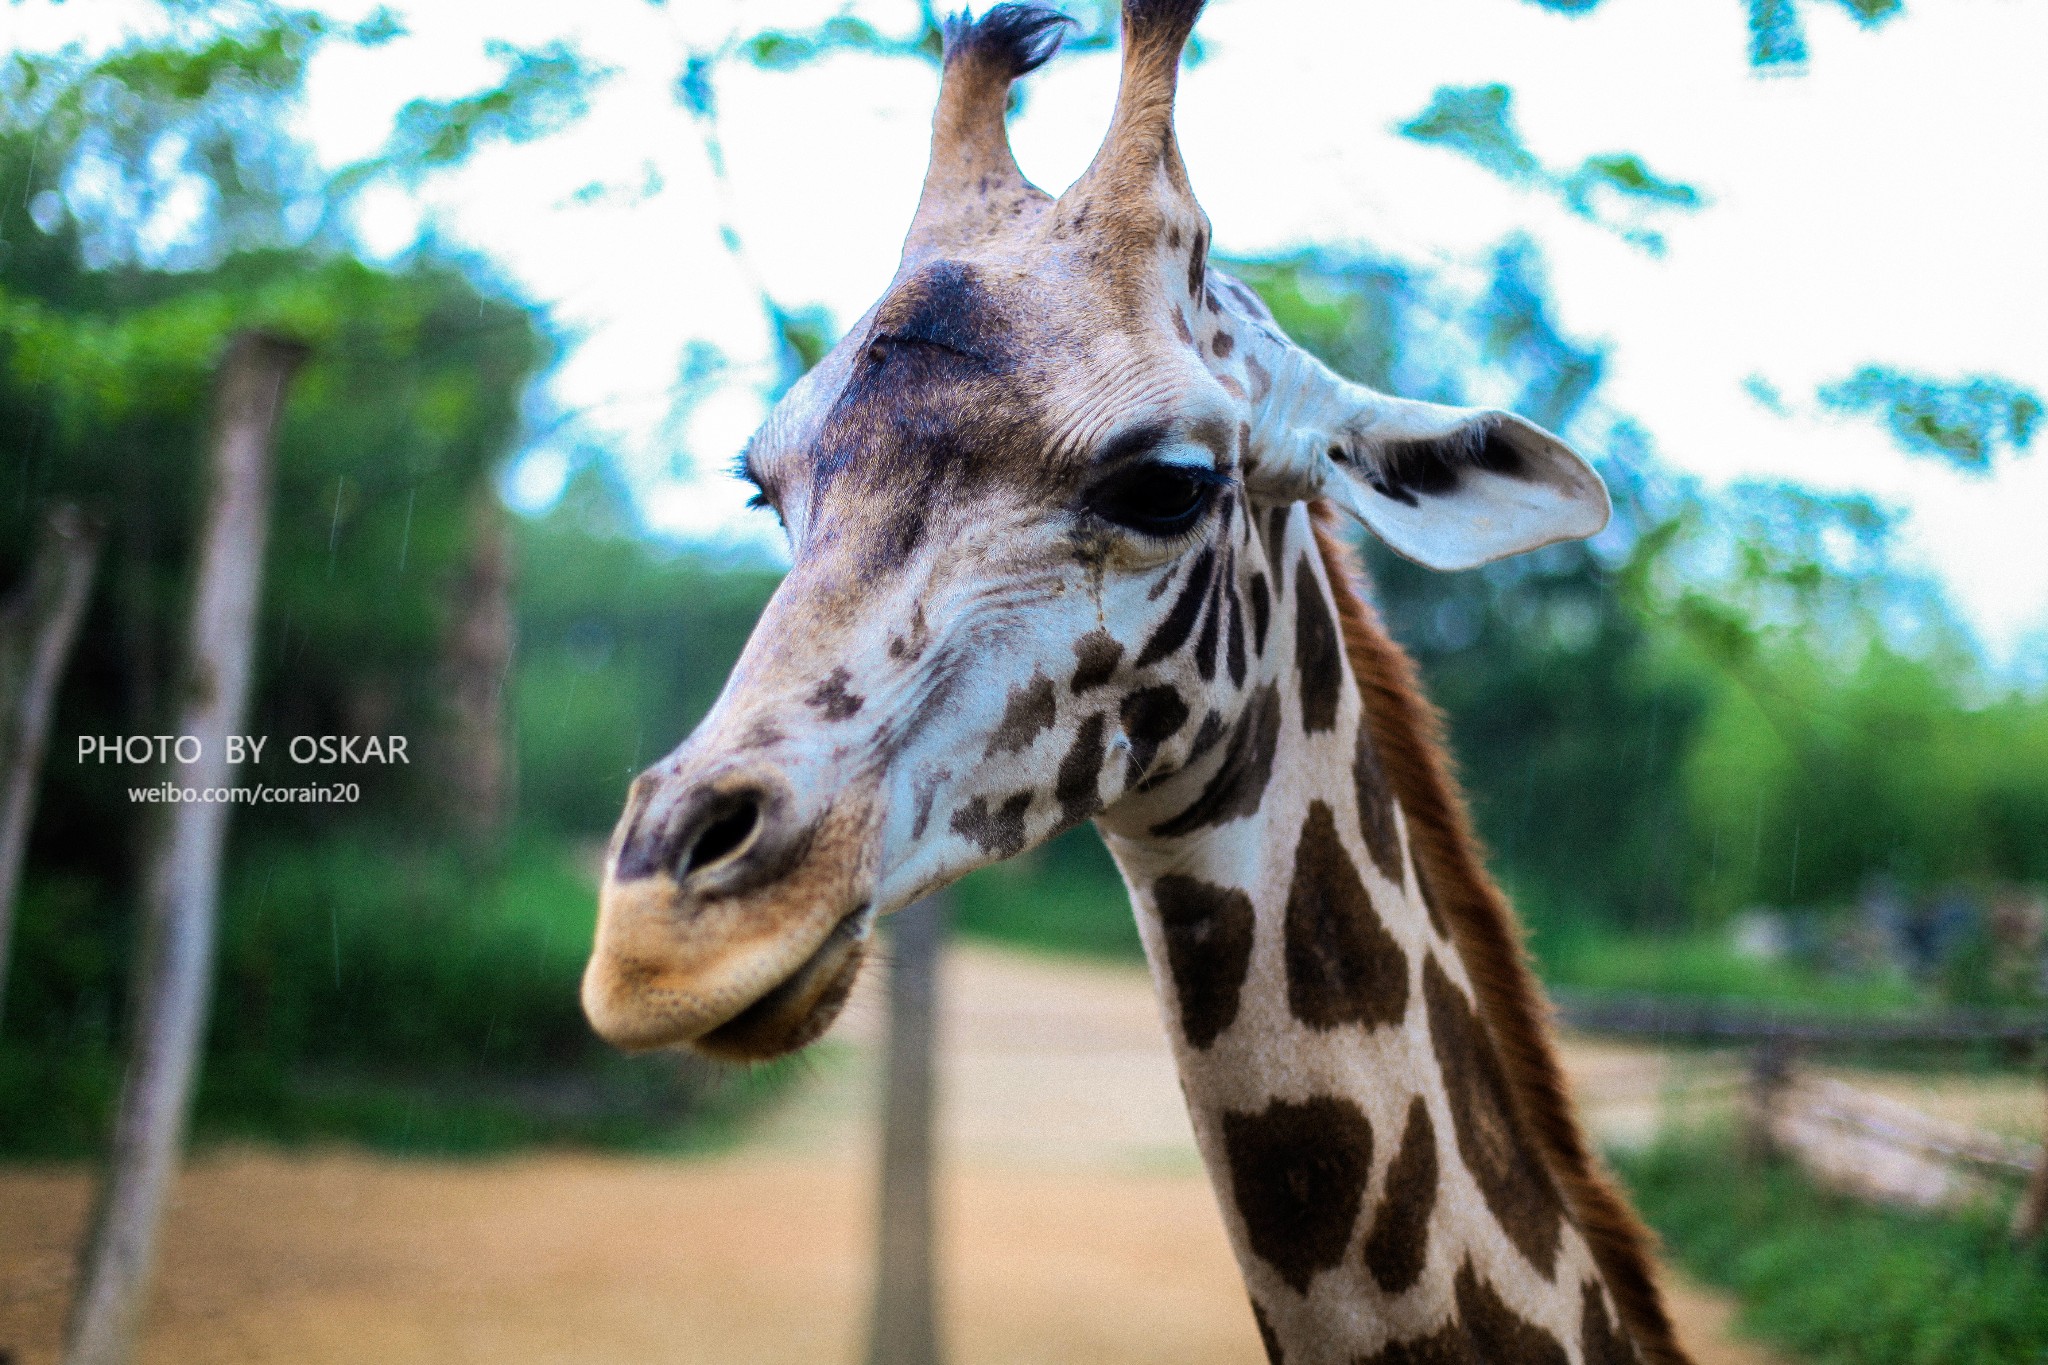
(1312, 511, 1688, 1365)
(1123, 0, 1208, 51)
(942, 4, 1075, 78)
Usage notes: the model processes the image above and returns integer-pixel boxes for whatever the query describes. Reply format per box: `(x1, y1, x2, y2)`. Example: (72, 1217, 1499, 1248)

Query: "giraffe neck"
(1094, 411, 1676, 1359)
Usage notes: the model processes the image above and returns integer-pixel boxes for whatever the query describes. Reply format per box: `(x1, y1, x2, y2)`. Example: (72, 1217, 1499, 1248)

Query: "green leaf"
(378, 40, 613, 178)
(1401, 86, 1702, 255)
(1398, 84, 1542, 184)
(1818, 366, 2042, 472)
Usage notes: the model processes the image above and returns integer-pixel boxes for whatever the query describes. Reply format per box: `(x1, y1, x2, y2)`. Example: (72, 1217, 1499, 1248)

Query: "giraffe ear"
(1248, 368, 1610, 571)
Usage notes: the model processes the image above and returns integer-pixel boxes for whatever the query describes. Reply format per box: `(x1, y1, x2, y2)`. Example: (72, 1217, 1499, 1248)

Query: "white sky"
(10, 0, 2046, 669)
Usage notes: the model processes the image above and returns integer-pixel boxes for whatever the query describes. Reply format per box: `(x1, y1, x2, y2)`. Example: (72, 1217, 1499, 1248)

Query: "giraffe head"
(582, 0, 1608, 1059)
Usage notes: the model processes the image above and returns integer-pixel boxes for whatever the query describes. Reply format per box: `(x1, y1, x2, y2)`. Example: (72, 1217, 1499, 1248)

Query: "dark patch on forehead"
(1150, 682, 1282, 838)
(1135, 547, 1215, 668)
(1363, 1097, 1439, 1294)
(1053, 712, 1108, 828)
(1211, 329, 1235, 359)
(987, 672, 1057, 756)
(1580, 1281, 1640, 1365)
(1119, 684, 1190, 786)
(1456, 1259, 1569, 1365)
(1284, 801, 1410, 1032)
(1248, 573, 1271, 655)
(1423, 956, 1565, 1277)
(1294, 555, 1344, 734)
(1070, 630, 1123, 694)
(1222, 1094, 1374, 1294)
(1252, 1300, 1285, 1364)
(951, 790, 1033, 858)
(804, 259, 1038, 569)
(1153, 874, 1256, 1049)
(1364, 419, 1524, 509)
(1353, 727, 1404, 886)
(872, 258, 1007, 360)
(806, 667, 865, 721)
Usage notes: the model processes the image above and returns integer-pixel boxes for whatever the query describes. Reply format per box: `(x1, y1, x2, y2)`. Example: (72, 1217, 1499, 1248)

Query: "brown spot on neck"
(1221, 1094, 1374, 1294)
(1152, 874, 1256, 1048)
(1150, 682, 1281, 838)
(1423, 953, 1564, 1276)
(1282, 801, 1408, 1031)
(1363, 1096, 1439, 1293)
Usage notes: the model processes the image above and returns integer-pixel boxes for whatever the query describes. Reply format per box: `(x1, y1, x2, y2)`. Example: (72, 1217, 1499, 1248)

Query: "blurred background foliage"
(3, 0, 2044, 1151)
(0, 8, 2044, 1349)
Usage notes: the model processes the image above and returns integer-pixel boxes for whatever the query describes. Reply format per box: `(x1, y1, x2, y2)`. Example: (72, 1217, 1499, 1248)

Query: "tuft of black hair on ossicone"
(942, 4, 1077, 79)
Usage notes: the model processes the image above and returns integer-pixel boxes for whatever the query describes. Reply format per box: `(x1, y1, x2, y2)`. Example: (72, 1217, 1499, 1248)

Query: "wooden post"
(0, 502, 103, 1029)
(865, 893, 949, 1365)
(441, 485, 514, 851)
(63, 332, 306, 1365)
(1743, 1035, 1793, 1165)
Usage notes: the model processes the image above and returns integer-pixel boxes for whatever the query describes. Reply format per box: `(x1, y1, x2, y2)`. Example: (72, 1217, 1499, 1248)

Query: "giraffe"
(582, 4, 1690, 1361)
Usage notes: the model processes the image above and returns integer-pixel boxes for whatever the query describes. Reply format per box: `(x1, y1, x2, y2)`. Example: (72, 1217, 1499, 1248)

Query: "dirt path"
(3, 943, 1791, 1364)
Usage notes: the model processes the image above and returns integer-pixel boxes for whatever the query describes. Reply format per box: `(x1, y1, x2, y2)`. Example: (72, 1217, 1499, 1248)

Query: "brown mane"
(1313, 510, 1693, 1365)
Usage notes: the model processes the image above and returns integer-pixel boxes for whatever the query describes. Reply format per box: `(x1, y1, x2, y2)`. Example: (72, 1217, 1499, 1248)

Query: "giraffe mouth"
(694, 902, 875, 1061)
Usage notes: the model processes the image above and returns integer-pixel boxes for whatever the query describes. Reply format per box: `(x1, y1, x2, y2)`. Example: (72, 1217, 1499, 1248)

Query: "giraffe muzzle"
(582, 765, 879, 1058)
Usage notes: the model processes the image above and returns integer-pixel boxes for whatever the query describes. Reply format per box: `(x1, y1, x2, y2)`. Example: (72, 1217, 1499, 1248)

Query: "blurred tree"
(1818, 366, 2041, 473)
(1397, 84, 1703, 254)
(0, 503, 102, 1029)
(63, 330, 305, 1365)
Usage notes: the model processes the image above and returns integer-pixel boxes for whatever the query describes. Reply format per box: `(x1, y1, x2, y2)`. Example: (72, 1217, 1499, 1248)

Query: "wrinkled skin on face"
(580, 2, 1604, 1060)
(585, 236, 1255, 1057)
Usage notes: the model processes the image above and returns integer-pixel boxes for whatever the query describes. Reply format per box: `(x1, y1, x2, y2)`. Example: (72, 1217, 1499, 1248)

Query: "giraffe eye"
(1086, 462, 1224, 538)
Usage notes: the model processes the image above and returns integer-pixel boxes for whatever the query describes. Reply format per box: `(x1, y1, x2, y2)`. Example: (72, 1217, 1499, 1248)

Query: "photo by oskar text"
(77, 734, 410, 765)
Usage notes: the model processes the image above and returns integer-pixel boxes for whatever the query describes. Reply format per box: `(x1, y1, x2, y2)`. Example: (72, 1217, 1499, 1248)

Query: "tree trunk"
(440, 486, 514, 851)
(2015, 1069, 2048, 1242)
(865, 893, 949, 1365)
(0, 502, 103, 1030)
(63, 332, 306, 1365)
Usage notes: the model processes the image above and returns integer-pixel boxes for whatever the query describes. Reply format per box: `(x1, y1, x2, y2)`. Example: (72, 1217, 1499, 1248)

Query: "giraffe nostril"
(681, 797, 761, 878)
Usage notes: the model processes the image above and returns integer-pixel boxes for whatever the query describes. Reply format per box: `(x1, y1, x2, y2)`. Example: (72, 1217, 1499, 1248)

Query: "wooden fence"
(1554, 992, 2048, 1237)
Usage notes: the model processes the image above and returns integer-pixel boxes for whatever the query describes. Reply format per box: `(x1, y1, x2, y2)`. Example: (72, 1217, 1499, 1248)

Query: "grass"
(0, 834, 799, 1160)
(1616, 1128, 2048, 1365)
(1532, 928, 1926, 1013)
